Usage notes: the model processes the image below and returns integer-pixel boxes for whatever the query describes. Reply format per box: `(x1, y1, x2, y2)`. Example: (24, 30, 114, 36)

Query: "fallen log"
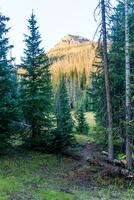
(86, 157, 104, 167)
(101, 164, 134, 179)
(102, 151, 108, 156)
(103, 158, 127, 168)
(87, 157, 134, 179)
(61, 151, 83, 160)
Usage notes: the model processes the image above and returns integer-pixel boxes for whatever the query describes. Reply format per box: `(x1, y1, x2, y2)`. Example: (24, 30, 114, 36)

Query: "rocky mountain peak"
(53, 34, 90, 50)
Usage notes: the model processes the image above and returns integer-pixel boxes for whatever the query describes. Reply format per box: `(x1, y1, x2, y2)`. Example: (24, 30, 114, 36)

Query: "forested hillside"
(49, 35, 96, 109)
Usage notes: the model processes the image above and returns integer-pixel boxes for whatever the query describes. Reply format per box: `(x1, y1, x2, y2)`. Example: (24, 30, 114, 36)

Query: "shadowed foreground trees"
(90, 0, 134, 170)
(54, 75, 74, 150)
(76, 105, 89, 135)
(0, 13, 19, 151)
(20, 12, 54, 146)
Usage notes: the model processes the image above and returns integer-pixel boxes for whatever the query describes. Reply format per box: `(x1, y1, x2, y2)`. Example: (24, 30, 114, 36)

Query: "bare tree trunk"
(125, 0, 132, 170)
(101, 0, 113, 161)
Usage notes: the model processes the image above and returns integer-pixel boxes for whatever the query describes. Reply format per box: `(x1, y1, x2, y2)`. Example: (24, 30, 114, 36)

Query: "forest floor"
(0, 134, 134, 200)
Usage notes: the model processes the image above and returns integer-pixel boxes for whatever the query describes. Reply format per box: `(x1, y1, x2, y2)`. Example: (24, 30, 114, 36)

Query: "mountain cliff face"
(48, 35, 97, 109)
(52, 34, 90, 49)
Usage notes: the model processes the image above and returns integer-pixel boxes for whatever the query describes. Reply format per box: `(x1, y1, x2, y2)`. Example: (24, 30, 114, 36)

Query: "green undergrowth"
(0, 144, 133, 199)
(36, 189, 75, 200)
(0, 176, 19, 200)
(75, 134, 92, 144)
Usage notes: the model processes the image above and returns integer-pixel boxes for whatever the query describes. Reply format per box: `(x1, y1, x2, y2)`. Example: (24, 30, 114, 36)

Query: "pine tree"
(90, 1, 134, 156)
(0, 13, 18, 151)
(76, 105, 89, 135)
(54, 75, 74, 150)
(90, 48, 106, 127)
(21, 11, 54, 146)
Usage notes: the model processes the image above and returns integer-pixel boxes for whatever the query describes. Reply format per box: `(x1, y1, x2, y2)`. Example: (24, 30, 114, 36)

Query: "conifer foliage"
(21, 12, 54, 146)
(0, 13, 18, 150)
(76, 105, 89, 135)
(90, 1, 134, 164)
(55, 75, 74, 150)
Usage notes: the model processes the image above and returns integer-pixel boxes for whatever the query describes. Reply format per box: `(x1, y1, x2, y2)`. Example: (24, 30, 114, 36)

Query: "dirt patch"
(64, 142, 132, 187)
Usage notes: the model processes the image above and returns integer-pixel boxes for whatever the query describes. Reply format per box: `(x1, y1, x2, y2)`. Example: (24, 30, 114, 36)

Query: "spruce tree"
(0, 13, 18, 150)
(76, 105, 89, 135)
(55, 75, 74, 150)
(21, 12, 54, 146)
(90, 0, 134, 154)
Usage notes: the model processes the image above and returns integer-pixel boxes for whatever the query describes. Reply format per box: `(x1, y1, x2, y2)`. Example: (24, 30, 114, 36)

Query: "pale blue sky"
(1, 0, 116, 63)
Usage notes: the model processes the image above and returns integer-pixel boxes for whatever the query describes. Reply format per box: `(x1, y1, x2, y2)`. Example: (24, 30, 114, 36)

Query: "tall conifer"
(55, 75, 74, 150)
(76, 105, 89, 135)
(21, 12, 53, 146)
(0, 13, 18, 150)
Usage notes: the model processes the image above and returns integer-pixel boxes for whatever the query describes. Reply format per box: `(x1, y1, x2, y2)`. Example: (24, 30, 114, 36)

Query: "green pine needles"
(0, 14, 18, 151)
(21, 12, 54, 146)
(76, 105, 89, 135)
(54, 75, 74, 150)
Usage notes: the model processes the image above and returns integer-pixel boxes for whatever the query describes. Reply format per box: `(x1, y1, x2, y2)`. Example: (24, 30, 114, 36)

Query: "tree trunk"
(125, 0, 132, 170)
(31, 118, 37, 144)
(101, 0, 113, 161)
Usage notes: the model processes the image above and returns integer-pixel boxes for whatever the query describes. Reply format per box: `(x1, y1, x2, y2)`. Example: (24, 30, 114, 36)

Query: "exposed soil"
(63, 141, 133, 187)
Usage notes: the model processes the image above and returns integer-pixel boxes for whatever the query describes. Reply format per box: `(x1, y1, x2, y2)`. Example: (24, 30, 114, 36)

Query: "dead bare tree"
(93, 0, 113, 161)
(101, 0, 113, 161)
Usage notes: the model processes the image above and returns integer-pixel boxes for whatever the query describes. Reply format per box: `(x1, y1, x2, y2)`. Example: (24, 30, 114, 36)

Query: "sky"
(1, 0, 116, 63)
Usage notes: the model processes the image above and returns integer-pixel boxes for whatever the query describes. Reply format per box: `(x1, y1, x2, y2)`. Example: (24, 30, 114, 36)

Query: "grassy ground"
(0, 140, 134, 200)
(0, 113, 134, 199)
